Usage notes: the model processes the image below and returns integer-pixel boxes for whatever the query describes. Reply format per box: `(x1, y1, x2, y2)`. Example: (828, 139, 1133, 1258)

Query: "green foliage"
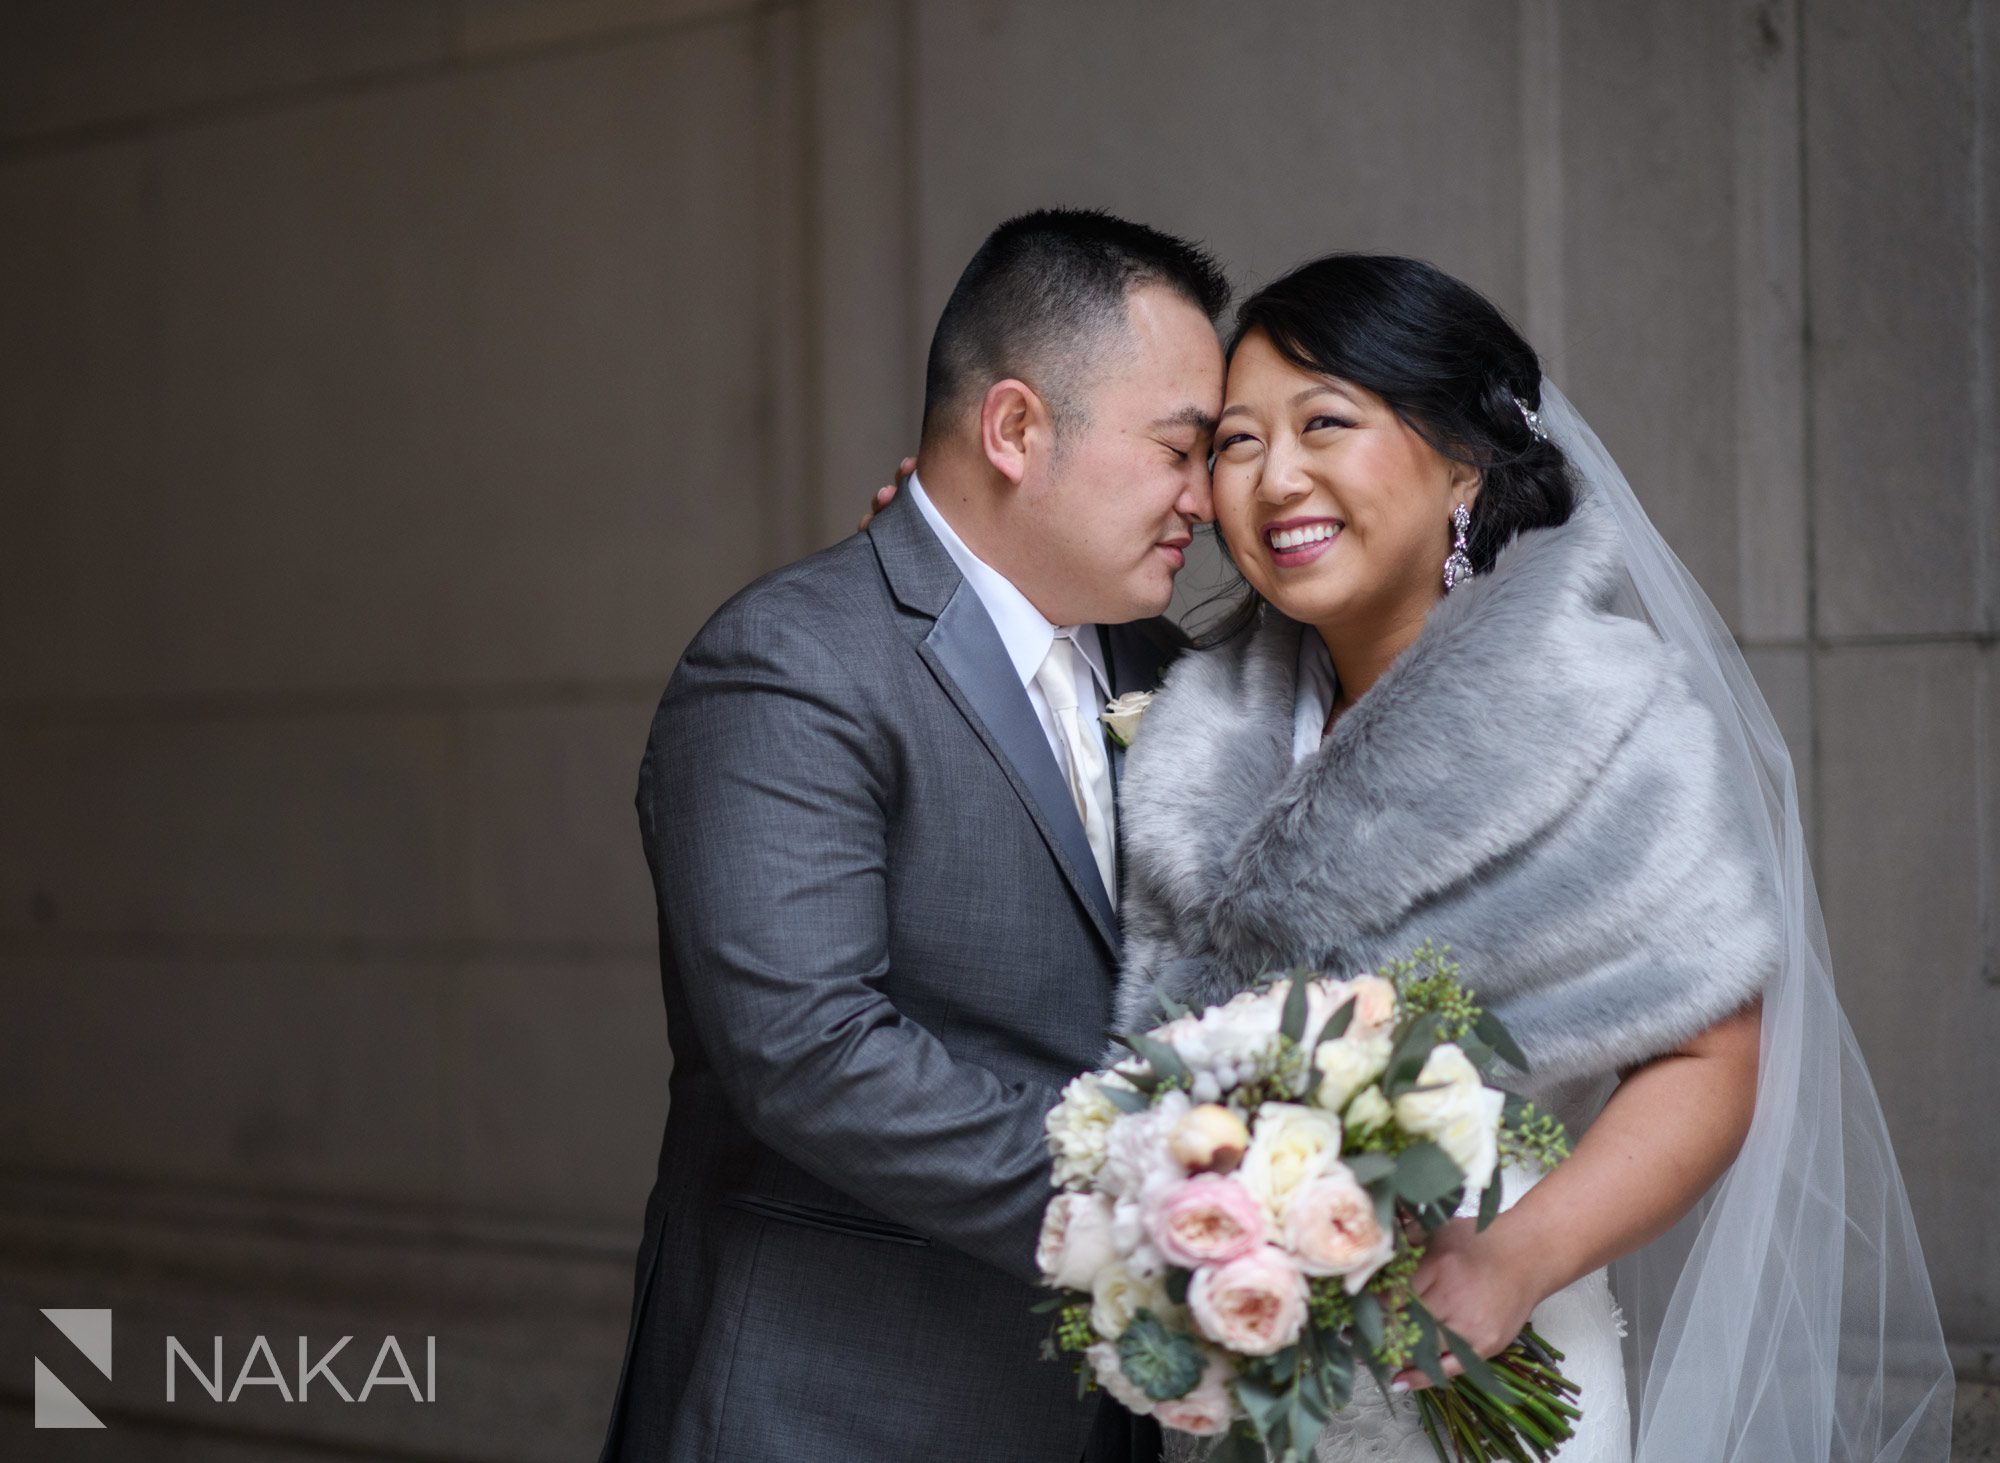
(1499, 1095, 1572, 1168)
(1054, 1302, 1096, 1354)
(1306, 1276, 1355, 1333)
(1379, 941, 1481, 1040)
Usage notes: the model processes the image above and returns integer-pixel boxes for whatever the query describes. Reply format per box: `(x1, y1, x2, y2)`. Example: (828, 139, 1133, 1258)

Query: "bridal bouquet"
(1035, 943, 1579, 1463)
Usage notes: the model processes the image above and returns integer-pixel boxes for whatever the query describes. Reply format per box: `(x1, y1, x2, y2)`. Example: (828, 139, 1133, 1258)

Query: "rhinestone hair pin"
(1512, 394, 1549, 443)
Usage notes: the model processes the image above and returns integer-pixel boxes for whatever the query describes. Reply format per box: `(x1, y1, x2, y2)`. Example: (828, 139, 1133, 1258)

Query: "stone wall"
(1, 1, 1992, 1456)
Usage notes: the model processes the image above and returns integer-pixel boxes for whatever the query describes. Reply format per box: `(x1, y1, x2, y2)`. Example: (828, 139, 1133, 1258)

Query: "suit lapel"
(871, 493, 1118, 952)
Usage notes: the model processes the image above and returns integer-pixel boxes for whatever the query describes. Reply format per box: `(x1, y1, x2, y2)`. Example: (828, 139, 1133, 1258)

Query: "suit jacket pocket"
(718, 1190, 932, 1247)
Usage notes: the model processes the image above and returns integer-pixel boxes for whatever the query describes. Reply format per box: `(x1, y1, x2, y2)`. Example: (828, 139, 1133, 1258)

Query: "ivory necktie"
(1033, 633, 1117, 907)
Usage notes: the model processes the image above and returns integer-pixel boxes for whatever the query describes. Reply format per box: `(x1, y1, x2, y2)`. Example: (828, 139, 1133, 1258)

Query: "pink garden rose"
(1149, 1173, 1264, 1268)
(1153, 1343, 1238, 1436)
(1283, 1164, 1395, 1293)
(1186, 1244, 1309, 1355)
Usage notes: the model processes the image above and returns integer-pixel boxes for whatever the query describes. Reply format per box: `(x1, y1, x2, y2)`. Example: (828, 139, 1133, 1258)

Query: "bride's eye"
(1216, 432, 1257, 452)
(1304, 414, 1353, 432)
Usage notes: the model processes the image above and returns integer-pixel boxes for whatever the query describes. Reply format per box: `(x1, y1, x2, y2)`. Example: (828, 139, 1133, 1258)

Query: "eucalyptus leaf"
(1457, 1034, 1497, 1071)
(1232, 1371, 1286, 1440)
(1409, 1306, 1448, 1390)
(1393, 1141, 1466, 1206)
(1102, 1081, 1153, 1113)
(1475, 1006, 1531, 1074)
(1476, 1170, 1504, 1231)
(1113, 1030, 1191, 1087)
(1279, 971, 1310, 1045)
(1383, 1012, 1441, 1097)
(1317, 1342, 1355, 1412)
(1350, 1291, 1384, 1352)
(1152, 979, 1191, 1021)
(1312, 994, 1357, 1049)
(1343, 1152, 1395, 1186)
(1439, 1322, 1513, 1403)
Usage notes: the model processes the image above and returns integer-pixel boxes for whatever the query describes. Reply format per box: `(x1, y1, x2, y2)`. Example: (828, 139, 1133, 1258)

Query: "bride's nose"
(1257, 441, 1315, 505)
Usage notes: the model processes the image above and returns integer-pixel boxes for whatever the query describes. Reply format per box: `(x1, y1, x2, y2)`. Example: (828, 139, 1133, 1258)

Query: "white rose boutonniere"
(1100, 690, 1155, 748)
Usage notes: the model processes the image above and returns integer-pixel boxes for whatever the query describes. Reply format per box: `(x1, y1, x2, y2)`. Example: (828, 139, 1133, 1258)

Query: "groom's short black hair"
(920, 208, 1229, 446)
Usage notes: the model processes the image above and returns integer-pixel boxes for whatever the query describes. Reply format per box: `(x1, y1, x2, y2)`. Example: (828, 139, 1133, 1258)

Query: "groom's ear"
(978, 378, 1047, 488)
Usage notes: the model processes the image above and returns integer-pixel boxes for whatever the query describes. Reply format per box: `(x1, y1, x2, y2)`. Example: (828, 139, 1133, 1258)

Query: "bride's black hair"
(1191, 253, 1577, 645)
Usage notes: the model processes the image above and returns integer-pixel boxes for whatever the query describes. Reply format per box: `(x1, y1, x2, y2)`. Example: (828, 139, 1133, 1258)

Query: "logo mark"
(36, 1308, 112, 1428)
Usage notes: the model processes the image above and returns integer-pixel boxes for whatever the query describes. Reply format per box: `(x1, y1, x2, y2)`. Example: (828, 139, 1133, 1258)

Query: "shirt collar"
(1292, 626, 1336, 762)
(907, 471, 1110, 697)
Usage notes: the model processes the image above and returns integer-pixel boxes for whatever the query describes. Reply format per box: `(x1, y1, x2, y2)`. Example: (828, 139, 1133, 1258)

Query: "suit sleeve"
(638, 600, 1063, 1285)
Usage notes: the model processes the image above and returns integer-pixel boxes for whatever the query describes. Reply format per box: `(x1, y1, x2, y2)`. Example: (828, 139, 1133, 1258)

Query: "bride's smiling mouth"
(1261, 515, 1343, 568)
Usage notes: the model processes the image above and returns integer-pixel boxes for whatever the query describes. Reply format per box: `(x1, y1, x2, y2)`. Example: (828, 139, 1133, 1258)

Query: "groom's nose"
(1177, 467, 1215, 525)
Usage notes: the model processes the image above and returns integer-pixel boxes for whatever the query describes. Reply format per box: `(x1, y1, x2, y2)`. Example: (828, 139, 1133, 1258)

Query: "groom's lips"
(1156, 535, 1192, 569)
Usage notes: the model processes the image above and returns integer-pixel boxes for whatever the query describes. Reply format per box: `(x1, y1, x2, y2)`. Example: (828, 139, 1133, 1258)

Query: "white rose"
(1090, 1260, 1177, 1340)
(1343, 1083, 1393, 1135)
(1393, 1043, 1505, 1194)
(1036, 1191, 1118, 1290)
(1100, 690, 1155, 748)
(1309, 1025, 1393, 1113)
(1045, 1073, 1123, 1189)
(1237, 1102, 1343, 1223)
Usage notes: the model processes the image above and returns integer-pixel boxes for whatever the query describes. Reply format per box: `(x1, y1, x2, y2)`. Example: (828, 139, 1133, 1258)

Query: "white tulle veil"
(1534, 380, 1954, 1461)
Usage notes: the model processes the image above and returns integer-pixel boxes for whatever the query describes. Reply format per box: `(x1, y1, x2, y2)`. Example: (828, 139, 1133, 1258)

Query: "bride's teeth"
(1270, 523, 1340, 550)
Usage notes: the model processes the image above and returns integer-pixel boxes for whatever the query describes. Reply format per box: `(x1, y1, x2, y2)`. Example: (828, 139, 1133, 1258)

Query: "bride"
(1105, 254, 1954, 1461)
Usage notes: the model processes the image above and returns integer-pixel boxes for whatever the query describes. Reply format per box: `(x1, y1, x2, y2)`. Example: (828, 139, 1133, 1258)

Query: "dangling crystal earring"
(1443, 503, 1473, 592)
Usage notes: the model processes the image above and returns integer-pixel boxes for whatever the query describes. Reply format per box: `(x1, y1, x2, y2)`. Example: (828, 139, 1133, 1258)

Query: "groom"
(597, 208, 1228, 1463)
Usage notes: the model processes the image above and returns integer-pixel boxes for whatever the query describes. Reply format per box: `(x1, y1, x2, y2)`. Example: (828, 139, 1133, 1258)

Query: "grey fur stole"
(1107, 490, 1780, 1134)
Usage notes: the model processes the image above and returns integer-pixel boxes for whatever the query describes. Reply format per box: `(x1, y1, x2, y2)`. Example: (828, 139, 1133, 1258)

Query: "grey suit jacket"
(597, 489, 1180, 1463)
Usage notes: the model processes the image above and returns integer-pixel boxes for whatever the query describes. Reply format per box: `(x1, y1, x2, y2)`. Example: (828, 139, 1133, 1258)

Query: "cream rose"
(1100, 690, 1155, 748)
(1036, 1190, 1117, 1291)
(1045, 1073, 1123, 1189)
(1309, 1026, 1394, 1113)
(1283, 1163, 1395, 1293)
(1393, 1042, 1505, 1194)
(1343, 1083, 1392, 1135)
(1186, 1243, 1309, 1355)
(1090, 1260, 1176, 1340)
(1237, 1102, 1343, 1222)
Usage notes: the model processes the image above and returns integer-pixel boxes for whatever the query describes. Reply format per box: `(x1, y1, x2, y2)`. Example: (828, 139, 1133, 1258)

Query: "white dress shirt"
(1292, 627, 1337, 763)
(907, 472, 1114, 774)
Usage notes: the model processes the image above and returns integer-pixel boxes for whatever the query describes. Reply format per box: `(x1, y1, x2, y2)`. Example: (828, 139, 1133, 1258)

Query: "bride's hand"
(857, 456, 916, 531)
(1390, 1215, 1549, 1393)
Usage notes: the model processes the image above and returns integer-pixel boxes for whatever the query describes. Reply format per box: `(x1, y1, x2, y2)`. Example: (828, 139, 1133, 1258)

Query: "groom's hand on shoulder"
(856, 456, 916, 531)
